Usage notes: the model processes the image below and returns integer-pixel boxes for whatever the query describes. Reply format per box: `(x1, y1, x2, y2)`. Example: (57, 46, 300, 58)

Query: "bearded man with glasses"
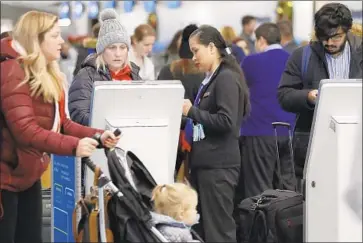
(277, 2, 362, 191)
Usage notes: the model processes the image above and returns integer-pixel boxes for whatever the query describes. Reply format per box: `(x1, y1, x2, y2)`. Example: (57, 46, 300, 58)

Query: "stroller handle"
(83, 129, 122, 173)
(82, 157, 96, 172)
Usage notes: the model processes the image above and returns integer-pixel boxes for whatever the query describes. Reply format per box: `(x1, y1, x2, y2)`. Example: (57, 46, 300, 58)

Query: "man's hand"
(307, 89, 318, 104)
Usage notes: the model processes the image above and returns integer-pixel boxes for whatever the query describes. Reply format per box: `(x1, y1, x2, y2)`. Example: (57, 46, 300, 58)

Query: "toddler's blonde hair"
(151, 183, 197, 222)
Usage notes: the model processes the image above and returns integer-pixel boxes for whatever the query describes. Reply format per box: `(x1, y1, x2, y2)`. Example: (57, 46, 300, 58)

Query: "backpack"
(293, 45, 312, 182)
(301, 45, 311, 85)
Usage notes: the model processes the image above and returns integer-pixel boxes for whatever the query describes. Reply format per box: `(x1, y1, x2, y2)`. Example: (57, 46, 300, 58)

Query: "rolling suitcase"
(42, 189, 51, 242)
(237, 122, 304, 243)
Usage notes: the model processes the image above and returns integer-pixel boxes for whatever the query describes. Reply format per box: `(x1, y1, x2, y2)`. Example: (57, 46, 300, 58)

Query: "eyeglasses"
(319, 32, 345, 42)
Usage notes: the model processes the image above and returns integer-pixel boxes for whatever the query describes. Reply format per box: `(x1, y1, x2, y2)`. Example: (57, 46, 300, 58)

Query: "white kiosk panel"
(86, 81, 184, 193)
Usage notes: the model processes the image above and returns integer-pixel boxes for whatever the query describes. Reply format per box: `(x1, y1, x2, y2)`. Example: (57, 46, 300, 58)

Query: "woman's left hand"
(100, 130, 121, 149)
(182, 99, 193, 116)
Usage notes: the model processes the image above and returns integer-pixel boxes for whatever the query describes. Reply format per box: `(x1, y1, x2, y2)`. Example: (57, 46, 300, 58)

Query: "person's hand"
(183, 99, 193, 116)
(307, 89, 318, 104)
(100, 130, 121, 149)
(76, 137, 99, 157)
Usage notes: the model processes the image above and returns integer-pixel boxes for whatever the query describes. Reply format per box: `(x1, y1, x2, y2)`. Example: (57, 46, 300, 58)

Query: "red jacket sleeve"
(1, 60, 80, 156)
(62, 118, 104, 138)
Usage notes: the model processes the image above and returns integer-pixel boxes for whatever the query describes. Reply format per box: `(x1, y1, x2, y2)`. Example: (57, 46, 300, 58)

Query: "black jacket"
(73, 46, 89, 77)
(283, 40, 299, 54)
(68, 54, 141, 126)
(187, 64, 247, 169)
(278, 32, 362, 132)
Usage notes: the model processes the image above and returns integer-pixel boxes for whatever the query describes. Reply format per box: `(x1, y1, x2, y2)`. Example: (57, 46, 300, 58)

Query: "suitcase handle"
(271, 122, 297, 191)
(272, 122, 291, 129)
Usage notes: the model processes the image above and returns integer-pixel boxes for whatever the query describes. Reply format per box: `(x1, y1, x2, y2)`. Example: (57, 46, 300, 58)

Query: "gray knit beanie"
(96, 8, 131, 54)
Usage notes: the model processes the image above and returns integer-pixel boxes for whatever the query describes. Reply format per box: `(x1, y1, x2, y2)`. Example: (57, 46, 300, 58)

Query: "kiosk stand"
(51, 155, 81, 242)
(304, 79, 362, 242)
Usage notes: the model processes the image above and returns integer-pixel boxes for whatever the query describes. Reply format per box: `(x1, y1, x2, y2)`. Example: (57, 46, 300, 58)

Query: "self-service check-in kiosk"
(304, 79, 362, 242)
(86, 80, 184, 192)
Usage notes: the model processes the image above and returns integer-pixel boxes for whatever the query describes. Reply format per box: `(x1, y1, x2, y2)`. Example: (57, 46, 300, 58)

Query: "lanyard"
(194, 66, 219, 106)
(194, 83, 205, 106)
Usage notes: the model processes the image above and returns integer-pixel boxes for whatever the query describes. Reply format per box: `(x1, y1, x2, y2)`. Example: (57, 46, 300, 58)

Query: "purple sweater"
(240, 48, 296, 136)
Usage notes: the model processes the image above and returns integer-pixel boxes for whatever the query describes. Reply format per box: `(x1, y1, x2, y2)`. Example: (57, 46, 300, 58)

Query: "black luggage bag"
(237, 122, 304, 243)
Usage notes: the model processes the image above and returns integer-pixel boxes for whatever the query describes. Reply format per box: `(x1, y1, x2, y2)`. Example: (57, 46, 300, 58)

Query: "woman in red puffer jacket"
(0, 11, 120, 242)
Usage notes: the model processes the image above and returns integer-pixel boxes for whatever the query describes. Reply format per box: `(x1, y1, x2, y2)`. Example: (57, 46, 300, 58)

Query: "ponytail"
(220, 47, 251, 118)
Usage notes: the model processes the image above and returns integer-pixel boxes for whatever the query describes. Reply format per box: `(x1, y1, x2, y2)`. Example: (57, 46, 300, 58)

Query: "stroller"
(79, 130, 203, 242)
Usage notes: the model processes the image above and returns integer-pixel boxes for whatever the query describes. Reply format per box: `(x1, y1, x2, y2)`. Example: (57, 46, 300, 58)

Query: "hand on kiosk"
(76, 130, 121, 157)
(183, 99, 193, 116)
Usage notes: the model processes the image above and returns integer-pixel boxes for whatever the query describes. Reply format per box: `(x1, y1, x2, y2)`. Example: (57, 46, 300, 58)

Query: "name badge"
(203, 92, 210, 98)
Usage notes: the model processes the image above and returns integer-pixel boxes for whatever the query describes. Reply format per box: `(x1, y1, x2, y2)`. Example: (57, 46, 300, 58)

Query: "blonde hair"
(351, 23, 362, 37)
(96, 55, 107, 72)
(12, 11, 65, 103)
(220, 26, 237, 46)
(151, 183, 197, 222)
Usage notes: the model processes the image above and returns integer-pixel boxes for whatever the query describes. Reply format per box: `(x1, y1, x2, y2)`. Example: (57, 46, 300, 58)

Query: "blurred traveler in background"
(73, 22, 100, 76)
(277, 20, 299, 54)
(220, 26, 247, 65)
(240, 15, 257, 53)
(220, 26, 238, 46)
(153, 29, 183, 76)
(233, 37, 250, 56)
(129, 24, 156, 80)
(59, 41, 78, 85)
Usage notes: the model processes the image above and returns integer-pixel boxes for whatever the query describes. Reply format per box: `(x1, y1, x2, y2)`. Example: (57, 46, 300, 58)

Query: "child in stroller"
(79, 133, 204, 243)
(151, 183, 200, 242)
